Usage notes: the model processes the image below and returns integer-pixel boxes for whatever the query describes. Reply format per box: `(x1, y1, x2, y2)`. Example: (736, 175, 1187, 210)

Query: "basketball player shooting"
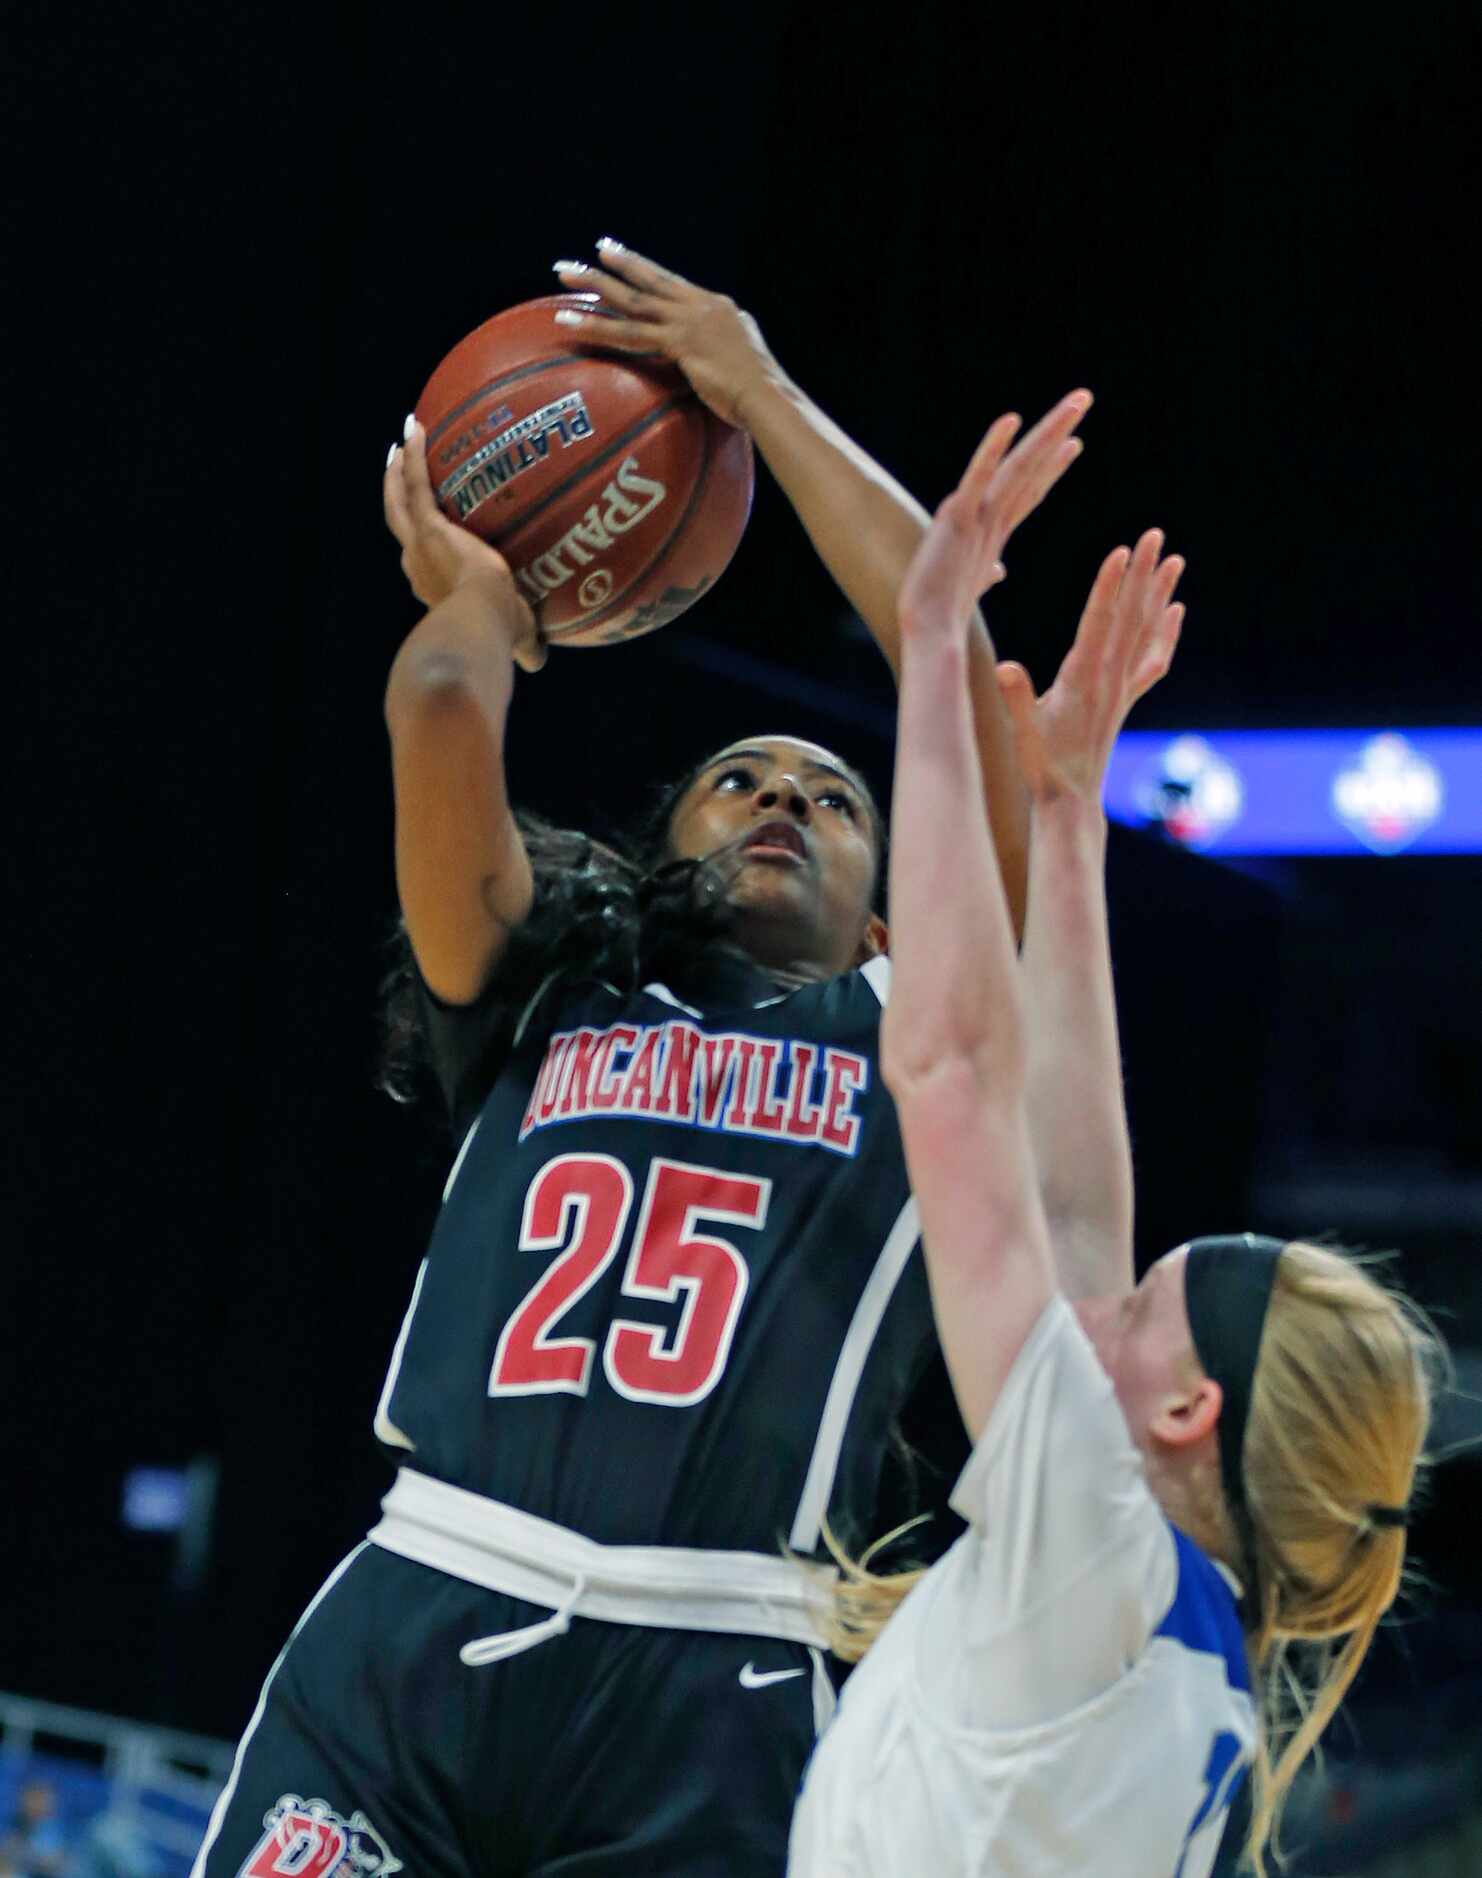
(786, 424, 1438, 1876)
(193, 264, 1096, 1878)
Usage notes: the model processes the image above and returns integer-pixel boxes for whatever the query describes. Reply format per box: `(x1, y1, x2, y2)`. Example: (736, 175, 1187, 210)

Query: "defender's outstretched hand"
(996, 530, 1184, 805)
(552, 239, 781, 430)
(897, 394, 1092, 644)
(384, 420, 545, 671)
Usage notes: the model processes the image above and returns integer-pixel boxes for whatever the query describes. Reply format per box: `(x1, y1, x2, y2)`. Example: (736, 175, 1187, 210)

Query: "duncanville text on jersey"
(518, 1014, 871, 1158)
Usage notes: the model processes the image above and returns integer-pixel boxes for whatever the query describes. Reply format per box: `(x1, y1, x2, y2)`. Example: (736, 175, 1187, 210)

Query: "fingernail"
(596, 235, 625, 253)
(553, 310, 585, 326)
(553, 259, 588, 275)
(402, 412, 416, 442)
(385, 442, 398, 468)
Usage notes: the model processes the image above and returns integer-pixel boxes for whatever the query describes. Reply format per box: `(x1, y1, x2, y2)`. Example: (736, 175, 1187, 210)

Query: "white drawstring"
(458, 1572, 588, 1667)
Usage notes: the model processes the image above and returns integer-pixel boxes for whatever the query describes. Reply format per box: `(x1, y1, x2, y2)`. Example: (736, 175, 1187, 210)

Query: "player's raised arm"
(551, 240, 1092, 941)
(383, 420, 547, 1005)
(995, 533, 1185, 1299)
(878, 416, 1072, 1441)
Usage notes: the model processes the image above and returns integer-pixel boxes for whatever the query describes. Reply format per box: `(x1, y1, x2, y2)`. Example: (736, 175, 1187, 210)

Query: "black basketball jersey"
(375, 950, 935, 1558)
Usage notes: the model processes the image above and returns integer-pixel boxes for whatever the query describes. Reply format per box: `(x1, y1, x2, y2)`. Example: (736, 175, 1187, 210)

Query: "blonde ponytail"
(1239, 1242, 1441, 1874)
(817, 1517, 931, 1664)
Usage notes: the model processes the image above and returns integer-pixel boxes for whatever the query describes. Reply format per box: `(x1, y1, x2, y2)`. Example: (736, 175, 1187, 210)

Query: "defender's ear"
(854, 914, 889, 964)
(1151, 1376, 1223, 1452)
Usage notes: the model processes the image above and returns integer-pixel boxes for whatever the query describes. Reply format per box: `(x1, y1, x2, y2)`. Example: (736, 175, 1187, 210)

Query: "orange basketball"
(414, 295, 754, 646)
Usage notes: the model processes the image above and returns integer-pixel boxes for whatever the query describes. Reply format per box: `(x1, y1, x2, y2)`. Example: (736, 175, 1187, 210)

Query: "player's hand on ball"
(997, 530, 1184, 806)
(551, 239, 782, 431)
(384, 420, 546, 672)
(898, 392, 1092, 646)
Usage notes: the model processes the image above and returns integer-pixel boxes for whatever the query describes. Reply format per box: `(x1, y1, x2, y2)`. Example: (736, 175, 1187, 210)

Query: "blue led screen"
(1104, 729, 1482, 855)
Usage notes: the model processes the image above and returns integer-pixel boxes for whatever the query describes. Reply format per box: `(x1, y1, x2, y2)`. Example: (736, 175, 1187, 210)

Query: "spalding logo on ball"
(414, 295, 755, 646)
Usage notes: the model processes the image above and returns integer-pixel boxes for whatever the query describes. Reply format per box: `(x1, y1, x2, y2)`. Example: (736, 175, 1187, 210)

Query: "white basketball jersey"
(788, 1297, 1256, 1878)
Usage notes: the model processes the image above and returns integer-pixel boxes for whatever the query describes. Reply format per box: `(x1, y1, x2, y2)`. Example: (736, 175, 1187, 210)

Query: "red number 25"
(489, 1154, 770, 1407)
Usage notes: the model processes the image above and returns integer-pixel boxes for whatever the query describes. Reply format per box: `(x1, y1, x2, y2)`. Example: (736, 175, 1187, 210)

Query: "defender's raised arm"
(999, 532, 1184, 1299)
(879, 408, 1083, 1438)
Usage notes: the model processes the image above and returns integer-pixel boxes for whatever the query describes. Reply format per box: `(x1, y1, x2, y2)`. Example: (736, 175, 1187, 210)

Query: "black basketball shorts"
(193, 1541, 830, 1878)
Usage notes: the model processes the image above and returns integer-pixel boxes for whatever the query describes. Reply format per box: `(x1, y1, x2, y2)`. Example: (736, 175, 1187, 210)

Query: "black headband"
(1183, 1234, 1286, 1586)
(1184, 1236, 1411, 1600)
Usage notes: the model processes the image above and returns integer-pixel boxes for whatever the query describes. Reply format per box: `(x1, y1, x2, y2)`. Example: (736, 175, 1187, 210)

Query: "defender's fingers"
(998, 389, 1092, 485)
(1127, 526, 1165, 574)
(593, 237, 690, 297)
(997, 433, 1085, 534)
(1151, 551, 1186, 614)
(1061, 545, 1131, 676)
(1129, 553, 1184, 657)
(991, 394, 1089, 517)
(962, 413, 1023, 496)
(1120, 542, 1180, 638)
(997, 661, 1050, 787)
(995, 658, 1038, 704)
(1023, 388, 1093, 450)
(1118, 527, 1165, 613)
(964, 389, 1088, 524)
(1079, 544, 1133, 628)
(1099, 530, 1166, 673)
(1128, 603, 1185, 702)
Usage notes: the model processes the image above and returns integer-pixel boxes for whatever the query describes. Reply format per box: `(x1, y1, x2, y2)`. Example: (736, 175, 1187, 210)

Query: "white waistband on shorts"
(369, 1468, 835, 1649)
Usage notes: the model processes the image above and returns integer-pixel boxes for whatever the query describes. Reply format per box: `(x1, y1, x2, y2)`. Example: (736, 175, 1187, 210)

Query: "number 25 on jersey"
(489, 1153, 771, 1408)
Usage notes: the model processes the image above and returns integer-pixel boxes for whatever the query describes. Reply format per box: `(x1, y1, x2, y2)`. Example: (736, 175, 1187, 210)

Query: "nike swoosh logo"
(738, 1662, 807, 1689)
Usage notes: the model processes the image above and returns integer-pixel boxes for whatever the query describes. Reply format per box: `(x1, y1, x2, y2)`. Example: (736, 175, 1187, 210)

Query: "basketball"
(413, 295, 755, 646)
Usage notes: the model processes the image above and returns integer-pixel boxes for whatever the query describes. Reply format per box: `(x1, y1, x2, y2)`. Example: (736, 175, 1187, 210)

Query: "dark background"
(8, 0, 1482, 1858)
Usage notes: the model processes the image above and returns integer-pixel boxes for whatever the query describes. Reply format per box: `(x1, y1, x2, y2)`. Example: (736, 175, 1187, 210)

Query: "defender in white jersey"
(790, 421, 1439, 1877)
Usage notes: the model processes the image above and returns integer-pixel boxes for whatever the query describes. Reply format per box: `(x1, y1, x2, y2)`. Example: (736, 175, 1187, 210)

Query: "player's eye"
(817, 789, 857, 819)
(714, 766, 756, 793)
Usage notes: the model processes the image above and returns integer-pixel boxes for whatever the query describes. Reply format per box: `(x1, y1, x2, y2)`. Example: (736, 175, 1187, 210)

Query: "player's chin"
(725, 858, 815, 909)
(722, 871, 829, 942)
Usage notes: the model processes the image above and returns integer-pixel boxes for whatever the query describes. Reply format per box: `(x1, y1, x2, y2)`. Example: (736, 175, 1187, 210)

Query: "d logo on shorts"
(238, 1796, 402, 1878)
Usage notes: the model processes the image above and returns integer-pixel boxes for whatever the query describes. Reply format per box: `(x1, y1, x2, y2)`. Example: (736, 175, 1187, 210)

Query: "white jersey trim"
(860, 954, 892, 1006)
(372, 1258, 428, 1452)
(443, 1114, 483, 1203)
(643, 960, 889, 1020)
(641, 977, 794, 1015)
(373, 1112, 478, 1455)
(789, 1195, 921, 1553)
(189, 1542, 370, 1878)
(641, 981, 703, 1018)
(809, 1644, 839, 1735)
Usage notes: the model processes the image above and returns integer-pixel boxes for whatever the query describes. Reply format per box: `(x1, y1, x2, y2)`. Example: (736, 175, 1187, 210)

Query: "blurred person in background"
(4, 1783, 69, 1878)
